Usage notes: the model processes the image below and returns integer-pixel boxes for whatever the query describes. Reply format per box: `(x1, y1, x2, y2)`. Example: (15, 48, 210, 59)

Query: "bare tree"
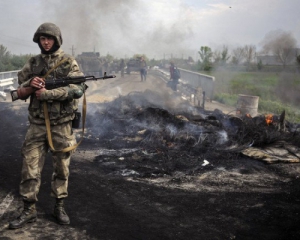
(243, 45, 256, 70)
(214, 45, 230, 66)
(261, 30, 297, 67)
(221, 46, 230, 64)
(213, 50, 221, 64)
(231, 47, 245, 65)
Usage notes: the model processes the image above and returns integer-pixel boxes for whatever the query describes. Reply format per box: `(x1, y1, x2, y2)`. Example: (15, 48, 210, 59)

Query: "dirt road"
(1, 70, 300, 240)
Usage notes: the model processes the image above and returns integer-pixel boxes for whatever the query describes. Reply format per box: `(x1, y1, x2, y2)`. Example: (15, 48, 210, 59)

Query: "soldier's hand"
(30, 77, 45, 89)
(35, 88, 46, 100)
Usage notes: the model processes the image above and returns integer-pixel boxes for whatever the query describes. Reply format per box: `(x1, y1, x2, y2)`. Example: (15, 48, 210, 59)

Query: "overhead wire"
(0, 34, 36, 49)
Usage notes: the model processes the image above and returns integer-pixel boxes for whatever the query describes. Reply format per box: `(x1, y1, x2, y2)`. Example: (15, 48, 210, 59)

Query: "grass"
(212, 70, 300, 122)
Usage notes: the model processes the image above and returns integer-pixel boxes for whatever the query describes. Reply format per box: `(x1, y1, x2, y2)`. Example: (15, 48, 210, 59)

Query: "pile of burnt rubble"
(84, 90, 300, 166)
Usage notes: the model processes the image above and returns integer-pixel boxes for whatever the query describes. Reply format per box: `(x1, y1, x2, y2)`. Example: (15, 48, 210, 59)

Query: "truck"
(76, 52, 104, 77)
(126, 58, 141, 74)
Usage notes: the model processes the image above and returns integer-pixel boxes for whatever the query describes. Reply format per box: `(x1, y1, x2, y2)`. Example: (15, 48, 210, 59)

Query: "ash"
(80, 90, 300, 177)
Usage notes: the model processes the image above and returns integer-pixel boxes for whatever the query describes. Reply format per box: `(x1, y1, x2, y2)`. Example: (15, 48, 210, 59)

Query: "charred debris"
(80, 90, 300, 177)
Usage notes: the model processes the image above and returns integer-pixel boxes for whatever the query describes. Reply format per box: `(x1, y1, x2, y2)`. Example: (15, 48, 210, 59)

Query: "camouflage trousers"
(20, 121, 76, 202)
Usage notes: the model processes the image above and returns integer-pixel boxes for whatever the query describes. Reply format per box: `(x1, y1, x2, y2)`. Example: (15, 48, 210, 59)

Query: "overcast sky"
(0, 0, 299, 60)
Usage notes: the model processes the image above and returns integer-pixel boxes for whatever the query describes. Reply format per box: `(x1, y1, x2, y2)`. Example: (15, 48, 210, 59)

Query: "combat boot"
(9, 200, 37, 229)
(53, 198, 70, 225)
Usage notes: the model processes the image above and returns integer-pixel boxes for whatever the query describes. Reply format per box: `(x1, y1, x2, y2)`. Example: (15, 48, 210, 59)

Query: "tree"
(0, 44, 11, 71)
(297, 55, 300, 65)
(105, 53, 114, 63)
(10, 54, 32, 70)
(231, 47, 245, 65)
(296, 55, 300, 72)
(0, 44, 32, 71)
(220, 46, 230, 65)
(133, 54, 148, 62)
(187, 56, 194, 63)
(243, 45, 256, 70)
(261, 30, 297, 67)
(213, 45, 230, 66)
(257, 59, 263, 71)
(198, 46, 213, 71)
(213, 50, 221, 65)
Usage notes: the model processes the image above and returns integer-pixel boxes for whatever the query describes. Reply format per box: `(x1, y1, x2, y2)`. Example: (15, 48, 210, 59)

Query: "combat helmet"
(33, 22, 63, 47)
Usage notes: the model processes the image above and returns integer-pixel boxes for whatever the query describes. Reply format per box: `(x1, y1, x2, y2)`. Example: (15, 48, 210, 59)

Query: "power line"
(0, 34, 36, 49)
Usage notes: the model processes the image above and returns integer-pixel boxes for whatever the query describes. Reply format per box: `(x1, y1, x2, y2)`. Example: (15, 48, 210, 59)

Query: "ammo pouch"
(72, 111, 81, 128)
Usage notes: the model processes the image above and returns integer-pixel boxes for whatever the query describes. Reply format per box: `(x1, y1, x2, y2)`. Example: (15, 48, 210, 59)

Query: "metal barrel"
(236, 94, 259, 117)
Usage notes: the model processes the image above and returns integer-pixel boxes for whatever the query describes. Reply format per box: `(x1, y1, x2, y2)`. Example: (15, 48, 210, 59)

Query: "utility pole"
(70, 45, 76, 57)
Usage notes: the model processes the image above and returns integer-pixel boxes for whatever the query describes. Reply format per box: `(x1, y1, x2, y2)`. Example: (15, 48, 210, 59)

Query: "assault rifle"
(10, 73, 116, 101)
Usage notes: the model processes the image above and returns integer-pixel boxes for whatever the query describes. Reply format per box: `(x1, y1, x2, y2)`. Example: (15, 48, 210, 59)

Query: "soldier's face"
(40, 36, 55, 51)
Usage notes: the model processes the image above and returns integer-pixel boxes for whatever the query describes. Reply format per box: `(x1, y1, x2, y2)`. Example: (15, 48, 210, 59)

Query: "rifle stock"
(10, 73, 116, 101)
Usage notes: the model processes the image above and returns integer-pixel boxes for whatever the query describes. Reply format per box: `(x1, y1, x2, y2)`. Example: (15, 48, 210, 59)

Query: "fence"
(0, 70, 19, 80)
(178, 68, 215, 101)
(158, 68, 215, 108)
(0, 71, 19, 100)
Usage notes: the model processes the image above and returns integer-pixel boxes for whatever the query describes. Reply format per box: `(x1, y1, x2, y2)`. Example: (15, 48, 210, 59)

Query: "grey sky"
(0, 0, 299, 60)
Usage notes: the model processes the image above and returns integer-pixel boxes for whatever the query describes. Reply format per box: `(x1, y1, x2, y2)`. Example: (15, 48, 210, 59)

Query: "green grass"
(212, 71, 300, 122)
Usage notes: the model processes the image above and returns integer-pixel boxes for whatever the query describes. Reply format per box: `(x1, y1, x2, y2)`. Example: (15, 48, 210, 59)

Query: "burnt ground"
(1, 71, 300, 240)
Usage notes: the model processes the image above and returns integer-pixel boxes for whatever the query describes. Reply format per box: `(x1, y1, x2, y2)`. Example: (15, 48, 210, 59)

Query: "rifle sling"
(43, 93, 86, 153)
(42, 57, 86, 152)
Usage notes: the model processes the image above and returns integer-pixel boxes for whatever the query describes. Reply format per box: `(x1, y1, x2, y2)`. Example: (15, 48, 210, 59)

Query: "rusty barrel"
(236, 94, 259, 117)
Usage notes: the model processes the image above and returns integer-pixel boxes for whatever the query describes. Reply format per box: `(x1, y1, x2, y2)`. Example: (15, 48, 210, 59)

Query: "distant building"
(256, 55, 281, 65)
(78, 52, 100, 58)
(257, 48, 300, 66)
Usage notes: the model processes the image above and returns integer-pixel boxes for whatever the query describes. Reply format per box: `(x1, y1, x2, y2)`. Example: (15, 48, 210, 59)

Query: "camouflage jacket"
(18, 49, 85, 125)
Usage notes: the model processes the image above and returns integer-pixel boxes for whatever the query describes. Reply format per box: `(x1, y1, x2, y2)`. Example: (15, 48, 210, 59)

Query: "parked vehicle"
(76, 52, 104, 77)
(126, 58, 141, 74)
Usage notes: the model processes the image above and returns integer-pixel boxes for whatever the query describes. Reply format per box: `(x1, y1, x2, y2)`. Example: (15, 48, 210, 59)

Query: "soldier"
(119, 58, 125, 77)
(139, 57, 147, 81)
(169, 61, 180, 91)
(8, 22, 86, 229)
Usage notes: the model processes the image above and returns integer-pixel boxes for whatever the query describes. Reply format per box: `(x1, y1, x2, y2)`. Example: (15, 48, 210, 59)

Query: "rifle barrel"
(94, 75, 116, 80)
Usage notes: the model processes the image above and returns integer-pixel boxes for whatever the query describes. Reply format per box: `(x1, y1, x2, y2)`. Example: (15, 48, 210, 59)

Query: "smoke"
(260, 29, 297, 55)
(84, 91, 213, 149)
(39, 0, 195, 58)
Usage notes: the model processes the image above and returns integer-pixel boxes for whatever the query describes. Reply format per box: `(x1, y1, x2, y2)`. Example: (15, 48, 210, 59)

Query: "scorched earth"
(1, 70, 300, 240)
